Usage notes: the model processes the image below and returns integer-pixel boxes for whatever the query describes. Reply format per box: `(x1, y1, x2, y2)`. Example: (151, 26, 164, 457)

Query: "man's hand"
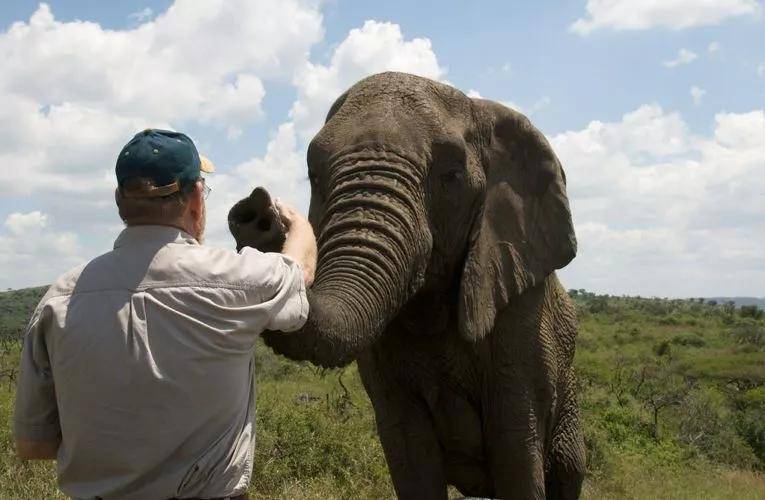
(15, 439, 60, 460)
(274, 200, 317, 287)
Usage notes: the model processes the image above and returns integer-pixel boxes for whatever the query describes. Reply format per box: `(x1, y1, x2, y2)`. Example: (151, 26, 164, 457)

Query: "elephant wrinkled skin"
(229, 72, 586, 500)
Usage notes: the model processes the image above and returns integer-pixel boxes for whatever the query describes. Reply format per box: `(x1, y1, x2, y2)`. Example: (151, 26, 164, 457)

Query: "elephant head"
(236, 72, 576, 367)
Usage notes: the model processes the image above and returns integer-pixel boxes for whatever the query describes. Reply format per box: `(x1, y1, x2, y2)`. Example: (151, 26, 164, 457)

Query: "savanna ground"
(1, 287, 764, 499)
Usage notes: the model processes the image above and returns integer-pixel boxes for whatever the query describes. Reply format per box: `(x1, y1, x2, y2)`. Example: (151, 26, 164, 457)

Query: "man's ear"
(188, 181, 205, 213)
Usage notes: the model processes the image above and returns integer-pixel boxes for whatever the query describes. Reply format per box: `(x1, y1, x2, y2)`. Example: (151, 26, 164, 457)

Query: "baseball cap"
(116, 129, 215, 198)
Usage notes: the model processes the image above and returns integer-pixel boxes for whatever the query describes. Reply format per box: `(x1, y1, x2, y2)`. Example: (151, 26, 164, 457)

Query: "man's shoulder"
(156, 244, 291, 291)
(43, 245, 136, 300)
(44, 262, 89, 300)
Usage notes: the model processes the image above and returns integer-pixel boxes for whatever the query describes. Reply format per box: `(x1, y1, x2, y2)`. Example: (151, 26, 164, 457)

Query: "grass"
(582, 455, 765, 500)
(0, 287, 764, 498)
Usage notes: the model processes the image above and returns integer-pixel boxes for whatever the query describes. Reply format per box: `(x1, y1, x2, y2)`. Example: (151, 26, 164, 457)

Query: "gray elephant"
(229, 72, 585, 499)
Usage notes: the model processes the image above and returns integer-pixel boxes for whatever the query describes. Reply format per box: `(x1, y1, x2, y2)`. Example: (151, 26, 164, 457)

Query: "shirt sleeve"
(13, 301, 61, 442)
(240, 248, 309, 333)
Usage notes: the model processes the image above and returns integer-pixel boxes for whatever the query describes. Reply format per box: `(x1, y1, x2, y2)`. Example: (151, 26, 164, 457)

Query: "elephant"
(229, 72, 586, 499)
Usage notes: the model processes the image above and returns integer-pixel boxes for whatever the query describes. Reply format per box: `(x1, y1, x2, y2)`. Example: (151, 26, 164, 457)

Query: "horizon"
(3, 282, 763, 303)
(0, 1, 763, 297)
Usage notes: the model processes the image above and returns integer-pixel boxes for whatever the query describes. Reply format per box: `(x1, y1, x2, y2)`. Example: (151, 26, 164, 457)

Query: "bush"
(740, 305, 764, 319)
(678, 387, 759, 469)
(670, 333, 706, 348)
(729, 322, 765, 348)
(588, 297, 611, 314)
(658, 315, 680, 326)
(734, 387, 765, 468)
(653, 340, 672, 356)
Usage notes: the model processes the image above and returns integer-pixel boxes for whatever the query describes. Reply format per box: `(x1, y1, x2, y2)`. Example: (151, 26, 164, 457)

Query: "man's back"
(15, 225, 307, 499)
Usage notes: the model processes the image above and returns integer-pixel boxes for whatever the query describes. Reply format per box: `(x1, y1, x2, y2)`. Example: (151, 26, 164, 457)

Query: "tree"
(722, 300, 736, 316)
(740, 305, 763, 319)
(632, 357, 693, 440)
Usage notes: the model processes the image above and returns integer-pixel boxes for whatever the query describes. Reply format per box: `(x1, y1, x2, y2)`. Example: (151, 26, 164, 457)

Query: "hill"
(0, 286, 47, 337)
(0, 287, 763, 498)
(707, 297, 765, 309)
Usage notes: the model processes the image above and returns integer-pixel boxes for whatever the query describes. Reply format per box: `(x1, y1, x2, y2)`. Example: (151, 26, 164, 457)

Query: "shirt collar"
(113, 225, 199, 249)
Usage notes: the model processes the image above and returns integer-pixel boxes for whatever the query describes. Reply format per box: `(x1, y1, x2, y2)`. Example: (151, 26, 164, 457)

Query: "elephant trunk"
(243, 154, 428, 367)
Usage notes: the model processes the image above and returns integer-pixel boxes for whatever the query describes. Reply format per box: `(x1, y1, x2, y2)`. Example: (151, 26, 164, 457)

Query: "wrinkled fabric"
(14, 225, 308, 500)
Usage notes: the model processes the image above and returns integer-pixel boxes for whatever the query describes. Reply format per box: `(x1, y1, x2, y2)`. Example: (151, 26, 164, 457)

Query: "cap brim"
(200, 155, 216, 173)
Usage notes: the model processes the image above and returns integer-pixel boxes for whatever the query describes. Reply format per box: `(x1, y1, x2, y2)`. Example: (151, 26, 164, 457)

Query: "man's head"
(115, 129, 214, 242)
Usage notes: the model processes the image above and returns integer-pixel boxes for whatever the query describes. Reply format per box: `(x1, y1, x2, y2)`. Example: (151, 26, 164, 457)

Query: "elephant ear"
(457, 99, 576, 342)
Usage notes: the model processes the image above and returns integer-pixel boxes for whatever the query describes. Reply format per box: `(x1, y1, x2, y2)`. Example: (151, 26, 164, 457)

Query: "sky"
(0, 0, 763, 298)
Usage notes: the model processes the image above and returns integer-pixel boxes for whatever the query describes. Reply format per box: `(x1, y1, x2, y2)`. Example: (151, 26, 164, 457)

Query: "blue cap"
(116, 129, 215, 198)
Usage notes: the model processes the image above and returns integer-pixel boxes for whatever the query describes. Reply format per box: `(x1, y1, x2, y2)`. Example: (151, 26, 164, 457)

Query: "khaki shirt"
(13, 225, 308, 499)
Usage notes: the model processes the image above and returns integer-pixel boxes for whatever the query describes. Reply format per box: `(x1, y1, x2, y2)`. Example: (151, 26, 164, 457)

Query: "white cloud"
(6, 211, 48, 234)
(758, 63, 765, 78)
(708, 41, 721, 54)
(128, 7, 153, 23)
(0, 1, 324, 198)
(0, 211, 83, 289)
(553, 106, 765, 297)
(662, 48, 699, 68)
(571, 0, 761, 35)
(289, 20, 444, 140)
(690, 86, 706, 105)
(0, 5, 448, 288)
(0, 0, 323, 286)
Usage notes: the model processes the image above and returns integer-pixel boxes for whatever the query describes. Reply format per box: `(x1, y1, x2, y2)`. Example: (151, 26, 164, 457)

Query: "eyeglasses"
(200, 178, 211, 199)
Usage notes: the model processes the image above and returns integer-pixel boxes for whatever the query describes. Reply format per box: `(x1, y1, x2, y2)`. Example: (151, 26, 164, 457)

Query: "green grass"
(582, 455, 765, 500)
(1, 289, 764, 498)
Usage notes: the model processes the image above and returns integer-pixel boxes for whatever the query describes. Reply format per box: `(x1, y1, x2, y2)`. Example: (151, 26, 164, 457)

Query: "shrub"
(678, 387, 759, 469)
(588, 297, 611, 314)
(653, 340, 672, 357)
(729, 322, 765, 348)
(658, 315, 680, 326)
(740, 305, 764, 320)
(671, 333, 706, 348)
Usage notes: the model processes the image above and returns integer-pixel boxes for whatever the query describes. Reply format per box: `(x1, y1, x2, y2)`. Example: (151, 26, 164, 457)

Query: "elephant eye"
(440, 169, 463, 185)
(308, 171, 324, 198)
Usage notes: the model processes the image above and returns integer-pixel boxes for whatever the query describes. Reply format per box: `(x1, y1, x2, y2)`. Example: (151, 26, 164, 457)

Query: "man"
(13, 129, 317, 499)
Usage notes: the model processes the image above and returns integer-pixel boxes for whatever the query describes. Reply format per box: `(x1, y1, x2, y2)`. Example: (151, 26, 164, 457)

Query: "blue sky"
(0, 1, 763, 297)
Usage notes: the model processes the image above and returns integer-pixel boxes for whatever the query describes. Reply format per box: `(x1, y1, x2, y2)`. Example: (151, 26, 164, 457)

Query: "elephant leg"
(433, 390, 492, 497)
(545, 371, 585, 500)
(487, 401, 547, 499)
(357, 349, 448, 500)
(487, 316, 555, 498)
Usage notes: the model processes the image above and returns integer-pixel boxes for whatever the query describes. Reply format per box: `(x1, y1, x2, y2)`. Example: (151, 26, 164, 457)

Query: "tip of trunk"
(228, 187, 286, 253)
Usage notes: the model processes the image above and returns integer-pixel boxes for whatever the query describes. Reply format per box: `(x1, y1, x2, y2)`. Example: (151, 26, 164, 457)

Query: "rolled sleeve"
(259, 253, 309, 332)
(13, 305, 61, 442)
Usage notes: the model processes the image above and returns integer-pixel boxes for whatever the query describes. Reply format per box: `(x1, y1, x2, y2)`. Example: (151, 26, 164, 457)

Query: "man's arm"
(275, 201, 317, 287)
(14, 299, 62, 461)
(15, 439, 60, 460)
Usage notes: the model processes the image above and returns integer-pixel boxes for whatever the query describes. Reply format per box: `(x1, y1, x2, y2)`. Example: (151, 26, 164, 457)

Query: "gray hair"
(116, 178, 196, 225)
